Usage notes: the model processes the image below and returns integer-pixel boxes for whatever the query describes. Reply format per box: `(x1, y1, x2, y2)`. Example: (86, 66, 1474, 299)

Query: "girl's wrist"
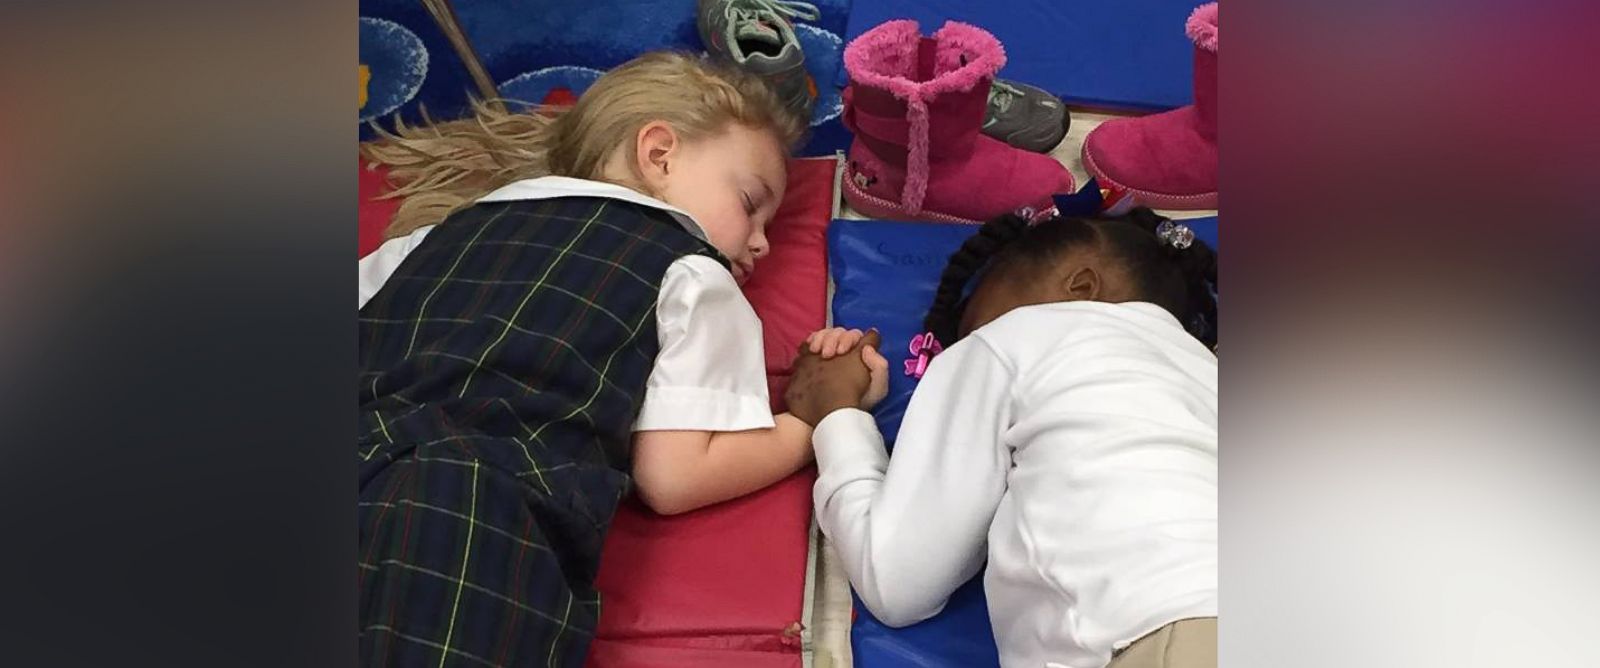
(774, 412, 816, 462)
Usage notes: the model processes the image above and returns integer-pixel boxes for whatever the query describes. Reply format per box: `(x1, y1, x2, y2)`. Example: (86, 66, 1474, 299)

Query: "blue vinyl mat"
(827, 216, 1217, 667)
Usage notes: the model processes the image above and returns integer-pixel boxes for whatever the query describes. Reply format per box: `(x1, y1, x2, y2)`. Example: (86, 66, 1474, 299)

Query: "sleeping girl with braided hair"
(783, 208, 1219, 668)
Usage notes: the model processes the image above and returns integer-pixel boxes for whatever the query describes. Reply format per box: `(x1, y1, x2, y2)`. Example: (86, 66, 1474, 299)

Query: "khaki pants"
(1106, 617, 1217, 668)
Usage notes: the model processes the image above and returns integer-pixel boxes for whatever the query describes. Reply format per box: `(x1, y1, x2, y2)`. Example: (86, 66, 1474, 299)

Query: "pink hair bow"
(904, 332, 944, 379)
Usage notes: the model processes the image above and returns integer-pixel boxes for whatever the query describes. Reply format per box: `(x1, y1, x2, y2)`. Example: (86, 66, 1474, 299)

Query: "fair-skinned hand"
(808, 327, 866, 359)
(790, 330, 896, 425)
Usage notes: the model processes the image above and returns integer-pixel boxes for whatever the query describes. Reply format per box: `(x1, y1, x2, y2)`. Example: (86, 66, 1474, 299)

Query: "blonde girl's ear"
(634, 121, 680, 190)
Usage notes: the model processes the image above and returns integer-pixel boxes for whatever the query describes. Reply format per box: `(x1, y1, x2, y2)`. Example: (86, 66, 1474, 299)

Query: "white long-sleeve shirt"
(813, 301, 1218, 668)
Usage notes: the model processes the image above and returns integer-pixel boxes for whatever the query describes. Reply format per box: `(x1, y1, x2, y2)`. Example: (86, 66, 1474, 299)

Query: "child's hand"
(807, 327, 866, 359)
(803, 328, 890, 410)
(786, 329, 884, 425)
(858, 336, 889, 411)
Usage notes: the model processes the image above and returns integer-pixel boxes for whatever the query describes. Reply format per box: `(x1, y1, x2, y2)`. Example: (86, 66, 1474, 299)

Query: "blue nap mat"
(844, 0, 1203, 111)
(827, 216, 1217, 667)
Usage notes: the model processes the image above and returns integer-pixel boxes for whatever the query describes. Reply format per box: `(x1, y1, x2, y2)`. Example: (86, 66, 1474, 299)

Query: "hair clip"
(904, 332, 944, 379)
(1155, 220, 1195, 249)
(1012, 204, 1061, 226)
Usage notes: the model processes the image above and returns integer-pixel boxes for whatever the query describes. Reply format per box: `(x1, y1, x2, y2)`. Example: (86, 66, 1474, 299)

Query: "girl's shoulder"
(975, 301, 1204, 358)
(476, 176, 707, 241)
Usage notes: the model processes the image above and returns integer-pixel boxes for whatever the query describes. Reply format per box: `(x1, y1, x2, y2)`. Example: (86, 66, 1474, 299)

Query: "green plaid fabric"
(357, 196, 723, 667)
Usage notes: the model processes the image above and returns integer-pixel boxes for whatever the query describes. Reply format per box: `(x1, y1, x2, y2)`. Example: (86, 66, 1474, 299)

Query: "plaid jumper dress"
(357, 196, 725, 667)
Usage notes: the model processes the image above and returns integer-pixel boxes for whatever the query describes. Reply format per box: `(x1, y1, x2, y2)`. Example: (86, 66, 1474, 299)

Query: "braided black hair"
(1118, 208, 1219, 347)
(921, 213, 1033, 346)
(921, 207, 1219, 348)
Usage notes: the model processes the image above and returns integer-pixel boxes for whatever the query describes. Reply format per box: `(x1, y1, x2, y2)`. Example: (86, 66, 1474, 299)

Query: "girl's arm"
(810, 337, 1013, 627)
(630, 414, 813, 515)
(632, 331, 889, 515)
(629, 255, 820, 515)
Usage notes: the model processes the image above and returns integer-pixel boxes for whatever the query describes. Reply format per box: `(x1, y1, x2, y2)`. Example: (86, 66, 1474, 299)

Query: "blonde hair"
(363, 51, 806, 239)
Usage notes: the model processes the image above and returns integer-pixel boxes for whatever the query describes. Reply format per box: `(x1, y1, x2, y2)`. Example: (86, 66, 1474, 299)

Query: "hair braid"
(920, 208, 1219, 351)
(1121, 208, 1219, 347)
(922, 214, 1031, 346)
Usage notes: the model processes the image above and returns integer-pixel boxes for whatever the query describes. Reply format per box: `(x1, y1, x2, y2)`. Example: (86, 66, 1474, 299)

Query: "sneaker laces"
(726, 0, 820, 37)
(989, 80, 1023, 114)
(727, 0, 820, 22)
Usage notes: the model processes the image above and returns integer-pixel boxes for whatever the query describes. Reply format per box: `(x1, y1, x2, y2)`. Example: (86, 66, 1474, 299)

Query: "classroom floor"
(813, 108, 1216, 668)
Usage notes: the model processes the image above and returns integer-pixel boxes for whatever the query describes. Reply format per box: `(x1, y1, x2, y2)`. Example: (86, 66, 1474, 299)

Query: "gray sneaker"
(983, 79, 1071, 153)
(698, 0, 820, 119)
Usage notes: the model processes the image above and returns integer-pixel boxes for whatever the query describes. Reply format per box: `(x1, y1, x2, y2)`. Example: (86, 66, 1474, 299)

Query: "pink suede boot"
(841, 20, 1073, 224)
(1083, 3, 1218, 210)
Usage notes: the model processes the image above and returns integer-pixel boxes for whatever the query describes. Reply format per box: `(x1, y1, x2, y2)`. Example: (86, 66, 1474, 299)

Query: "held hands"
(784, 328, 890, 427)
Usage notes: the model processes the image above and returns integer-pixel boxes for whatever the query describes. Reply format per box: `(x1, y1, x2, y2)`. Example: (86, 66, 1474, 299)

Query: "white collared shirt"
(813, 301, 1218, 668)
(358, 176, 774, 433)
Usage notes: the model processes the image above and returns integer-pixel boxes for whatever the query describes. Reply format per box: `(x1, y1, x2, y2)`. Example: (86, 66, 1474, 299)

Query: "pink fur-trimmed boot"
(841, 20, 1073, 224)
(1083, 3, 1218, 210)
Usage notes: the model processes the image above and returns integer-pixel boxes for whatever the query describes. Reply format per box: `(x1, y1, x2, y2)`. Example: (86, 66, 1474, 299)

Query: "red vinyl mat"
(586, 639, 803, 668)
(358, 156, 839, 665)
(590, 157, 837, 662)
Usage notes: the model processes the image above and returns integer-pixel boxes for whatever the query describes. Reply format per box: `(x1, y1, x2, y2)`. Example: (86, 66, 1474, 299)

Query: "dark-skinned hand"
(785, 329, 884, 426)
